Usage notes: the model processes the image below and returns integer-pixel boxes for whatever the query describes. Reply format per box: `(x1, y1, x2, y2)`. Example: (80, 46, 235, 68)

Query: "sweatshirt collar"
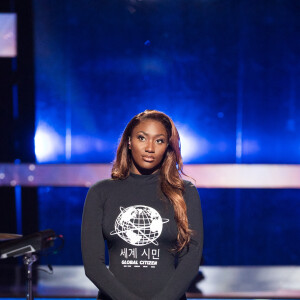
(129, 171, 160, 183)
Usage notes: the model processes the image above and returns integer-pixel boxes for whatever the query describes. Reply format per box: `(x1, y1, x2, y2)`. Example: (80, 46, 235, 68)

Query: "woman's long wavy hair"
(111, 110, 192, 252)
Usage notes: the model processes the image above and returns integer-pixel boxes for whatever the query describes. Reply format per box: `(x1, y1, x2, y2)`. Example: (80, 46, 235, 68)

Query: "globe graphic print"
(110, 205, 169, 246)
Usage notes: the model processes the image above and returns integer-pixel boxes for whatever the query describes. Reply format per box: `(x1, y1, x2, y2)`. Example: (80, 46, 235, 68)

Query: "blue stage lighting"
(177, 124, 209, 163)
(34, 122, 64, 163)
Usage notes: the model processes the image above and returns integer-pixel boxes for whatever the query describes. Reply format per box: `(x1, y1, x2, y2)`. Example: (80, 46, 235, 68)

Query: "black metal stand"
(23, 253, 38, 300)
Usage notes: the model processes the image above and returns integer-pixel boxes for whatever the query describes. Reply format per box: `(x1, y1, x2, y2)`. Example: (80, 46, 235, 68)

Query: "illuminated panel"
(0, 164, 300, 188)
(0, 13, 17, 57)
(183, 164, 300, 188)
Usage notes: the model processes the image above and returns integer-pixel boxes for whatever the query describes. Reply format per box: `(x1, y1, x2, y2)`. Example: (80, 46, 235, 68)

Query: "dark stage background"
(1, 0, 300, 266)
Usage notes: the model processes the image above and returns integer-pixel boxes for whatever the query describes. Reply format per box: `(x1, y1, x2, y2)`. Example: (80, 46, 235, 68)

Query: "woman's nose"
(145, 140, 155, 152)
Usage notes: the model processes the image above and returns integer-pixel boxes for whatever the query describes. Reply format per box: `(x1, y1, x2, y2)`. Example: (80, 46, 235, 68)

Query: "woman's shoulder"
(89, 178, 119, 191)
(85, 178, 122, 203)
(182, 179, 200, 203)
(183, 179, 197, 190)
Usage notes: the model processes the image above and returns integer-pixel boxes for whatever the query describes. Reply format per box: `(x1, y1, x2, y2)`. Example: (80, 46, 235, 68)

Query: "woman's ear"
(128, 137, 131, 149)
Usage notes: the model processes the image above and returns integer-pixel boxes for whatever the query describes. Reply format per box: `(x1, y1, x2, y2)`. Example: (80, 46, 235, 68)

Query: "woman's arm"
(81, 182, 143, 300)
(151, 182, 204, 300)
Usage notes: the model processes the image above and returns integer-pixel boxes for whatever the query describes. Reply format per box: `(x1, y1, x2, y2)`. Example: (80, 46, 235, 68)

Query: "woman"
(81, 110, 203, 300)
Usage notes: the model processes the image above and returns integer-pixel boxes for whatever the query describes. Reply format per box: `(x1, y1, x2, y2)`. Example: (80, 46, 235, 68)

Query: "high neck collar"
(129, 171, 160, 184)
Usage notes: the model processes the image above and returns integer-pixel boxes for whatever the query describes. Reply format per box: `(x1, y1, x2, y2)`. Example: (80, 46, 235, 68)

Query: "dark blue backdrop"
(33, 0, 300, 265)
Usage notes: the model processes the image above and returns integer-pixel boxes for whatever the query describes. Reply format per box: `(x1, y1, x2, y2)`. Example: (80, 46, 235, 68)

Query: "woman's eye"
(138, 135, 146, 141)
(156, 139, 165, 144)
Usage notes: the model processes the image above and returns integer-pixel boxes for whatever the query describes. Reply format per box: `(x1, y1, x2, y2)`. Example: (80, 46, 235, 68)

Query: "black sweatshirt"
(81, 172, 203, 300)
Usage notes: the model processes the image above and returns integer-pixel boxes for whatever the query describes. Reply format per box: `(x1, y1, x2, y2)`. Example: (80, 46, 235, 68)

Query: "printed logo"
(110, 205, 169, 246)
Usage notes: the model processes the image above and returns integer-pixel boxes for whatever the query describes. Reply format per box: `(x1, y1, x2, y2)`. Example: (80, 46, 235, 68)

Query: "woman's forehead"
(132, 119, 167, 136)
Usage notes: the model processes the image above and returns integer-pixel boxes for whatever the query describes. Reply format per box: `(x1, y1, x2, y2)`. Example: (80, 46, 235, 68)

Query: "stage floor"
(1, 266, 300, 299)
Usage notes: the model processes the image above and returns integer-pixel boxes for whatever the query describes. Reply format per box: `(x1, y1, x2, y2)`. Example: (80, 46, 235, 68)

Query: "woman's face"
(129, 119, 169, 175)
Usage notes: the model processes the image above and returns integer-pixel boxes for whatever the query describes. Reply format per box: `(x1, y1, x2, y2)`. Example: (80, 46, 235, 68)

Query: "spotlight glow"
(34, 122, 64, 162)
(176, 124, 209, 163)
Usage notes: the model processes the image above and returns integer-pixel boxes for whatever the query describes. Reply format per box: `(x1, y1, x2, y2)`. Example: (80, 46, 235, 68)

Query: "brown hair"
(111, 109, 191, 252)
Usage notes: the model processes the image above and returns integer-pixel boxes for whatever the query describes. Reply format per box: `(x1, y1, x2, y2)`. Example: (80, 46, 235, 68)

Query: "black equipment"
(0, 229, 58, 300)
(0, 229, 55, 259)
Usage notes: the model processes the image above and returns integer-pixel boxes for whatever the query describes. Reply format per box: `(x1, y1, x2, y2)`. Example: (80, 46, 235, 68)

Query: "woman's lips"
(142, 156, 155, 162)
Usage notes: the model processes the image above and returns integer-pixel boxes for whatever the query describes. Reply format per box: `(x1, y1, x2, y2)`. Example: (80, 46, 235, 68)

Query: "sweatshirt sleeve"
(81, 182, 143, 300)
(151, 182, 204, 300)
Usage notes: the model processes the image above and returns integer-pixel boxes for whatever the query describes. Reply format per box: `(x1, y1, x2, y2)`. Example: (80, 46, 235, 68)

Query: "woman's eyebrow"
(136, 131, 166, 137)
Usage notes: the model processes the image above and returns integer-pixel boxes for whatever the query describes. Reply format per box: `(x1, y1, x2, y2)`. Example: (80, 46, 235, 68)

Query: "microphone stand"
(23, 253, 38, 300)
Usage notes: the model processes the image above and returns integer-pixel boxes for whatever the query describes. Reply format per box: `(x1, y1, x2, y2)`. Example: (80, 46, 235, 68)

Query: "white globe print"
(110, 205, 169, 246)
